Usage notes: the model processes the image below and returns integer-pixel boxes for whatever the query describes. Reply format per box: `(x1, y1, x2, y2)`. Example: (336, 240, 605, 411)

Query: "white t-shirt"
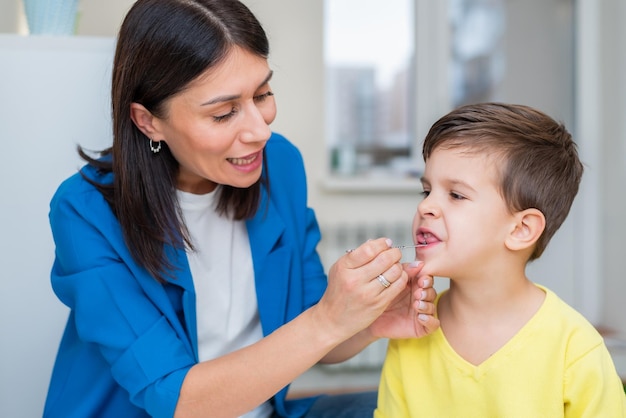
(178, 188, 271, 418)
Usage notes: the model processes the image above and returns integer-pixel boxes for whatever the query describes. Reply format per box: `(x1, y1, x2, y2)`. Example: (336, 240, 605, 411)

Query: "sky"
(323, 0, 413, 88)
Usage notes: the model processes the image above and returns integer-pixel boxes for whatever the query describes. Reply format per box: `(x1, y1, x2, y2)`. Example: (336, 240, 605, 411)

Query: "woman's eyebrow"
(260, 69, 274, 87)
(201, 70, 274, 106)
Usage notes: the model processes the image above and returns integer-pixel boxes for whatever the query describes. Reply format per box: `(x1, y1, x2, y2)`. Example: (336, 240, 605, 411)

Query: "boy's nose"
(418, 196, 439, 218)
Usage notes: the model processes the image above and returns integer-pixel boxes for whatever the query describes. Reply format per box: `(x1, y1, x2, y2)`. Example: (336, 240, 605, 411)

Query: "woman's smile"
(227, 149, 264, 173)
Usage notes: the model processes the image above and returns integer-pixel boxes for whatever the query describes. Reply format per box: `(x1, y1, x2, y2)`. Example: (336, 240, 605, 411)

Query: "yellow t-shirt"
(375, 286, 626, 418)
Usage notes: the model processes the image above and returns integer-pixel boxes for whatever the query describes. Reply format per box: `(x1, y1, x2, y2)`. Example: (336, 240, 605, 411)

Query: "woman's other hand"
(369, 263, 439, 339)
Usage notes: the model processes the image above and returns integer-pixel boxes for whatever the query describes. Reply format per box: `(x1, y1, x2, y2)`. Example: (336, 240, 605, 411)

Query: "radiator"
(317, 221, 414, 370)
(320, 337, 390, 371)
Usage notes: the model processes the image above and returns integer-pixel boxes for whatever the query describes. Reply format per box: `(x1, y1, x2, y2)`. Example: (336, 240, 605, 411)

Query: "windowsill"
(321, 175, 422, 194)
(288, 365, 380, 398)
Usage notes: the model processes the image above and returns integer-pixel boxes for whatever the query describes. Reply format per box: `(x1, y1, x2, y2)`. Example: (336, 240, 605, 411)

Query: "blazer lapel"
(164, 244, 198, 358)
(247, 191, 289, 336)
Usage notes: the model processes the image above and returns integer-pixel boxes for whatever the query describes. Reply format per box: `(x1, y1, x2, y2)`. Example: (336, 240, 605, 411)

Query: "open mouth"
(416, 232, 435, 246)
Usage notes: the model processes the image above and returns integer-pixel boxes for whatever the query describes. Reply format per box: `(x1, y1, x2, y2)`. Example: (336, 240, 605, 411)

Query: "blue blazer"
(44, 133, 327, 418)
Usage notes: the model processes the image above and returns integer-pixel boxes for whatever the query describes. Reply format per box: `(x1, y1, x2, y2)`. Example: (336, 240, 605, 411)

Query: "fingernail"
(418, 300, 426, 310)
(420, 290, 426, 300)
(385, 238, 393, 247)
(422, 278, 430, 287)
(408, 260, 423, 267)
(418, 314, 428, 322)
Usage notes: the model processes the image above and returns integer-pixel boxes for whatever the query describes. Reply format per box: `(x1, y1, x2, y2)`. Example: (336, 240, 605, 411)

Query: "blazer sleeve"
(49, 173, 195, 418)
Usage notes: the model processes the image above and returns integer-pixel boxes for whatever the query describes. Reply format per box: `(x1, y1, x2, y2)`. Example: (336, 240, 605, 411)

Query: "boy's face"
(412, 146, 518, 280)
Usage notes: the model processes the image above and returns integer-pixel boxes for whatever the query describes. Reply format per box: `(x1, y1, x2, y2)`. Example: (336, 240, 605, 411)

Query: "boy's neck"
(438, 277, 545, 366)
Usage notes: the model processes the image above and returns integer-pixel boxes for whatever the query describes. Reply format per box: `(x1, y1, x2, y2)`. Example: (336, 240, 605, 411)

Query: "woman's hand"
(313, 239, 439, 365)
(312, 238, 410, 341)
(368, 263, 439, 339)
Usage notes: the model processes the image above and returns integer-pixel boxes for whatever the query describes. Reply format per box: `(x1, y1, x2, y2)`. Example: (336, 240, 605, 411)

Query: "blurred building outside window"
(324, 0, 563, 186)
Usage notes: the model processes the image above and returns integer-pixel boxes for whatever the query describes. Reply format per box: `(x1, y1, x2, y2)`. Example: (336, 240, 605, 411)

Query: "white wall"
(0, 0, 134, 35)
(74, 0, 133, 36)
(599, 0, 626, 335)
(0, 0, 19, 32)
(0, 35, 115, 417)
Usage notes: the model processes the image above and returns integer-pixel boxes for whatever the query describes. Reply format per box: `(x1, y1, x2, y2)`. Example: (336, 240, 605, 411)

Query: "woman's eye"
(212, 92, 273, 122)
(254, 91, 274, 103)
(213, 108, 237, 123)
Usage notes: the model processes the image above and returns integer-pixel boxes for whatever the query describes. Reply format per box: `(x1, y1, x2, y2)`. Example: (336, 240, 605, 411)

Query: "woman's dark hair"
(79, 0, 270, 281)
(422, 102, 584, 260)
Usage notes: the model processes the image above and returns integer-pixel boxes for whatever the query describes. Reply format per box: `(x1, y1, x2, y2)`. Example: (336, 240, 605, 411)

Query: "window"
(324, 0, 574, 188)
(449, 0, 506, 108)
(324, 0, 417, 180)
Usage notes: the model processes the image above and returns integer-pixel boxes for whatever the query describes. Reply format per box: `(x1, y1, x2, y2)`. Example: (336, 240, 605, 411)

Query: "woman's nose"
(239, 104, 273, 143)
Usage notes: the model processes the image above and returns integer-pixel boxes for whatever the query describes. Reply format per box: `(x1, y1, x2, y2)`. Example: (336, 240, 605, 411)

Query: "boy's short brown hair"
(422, 102, 584, 260)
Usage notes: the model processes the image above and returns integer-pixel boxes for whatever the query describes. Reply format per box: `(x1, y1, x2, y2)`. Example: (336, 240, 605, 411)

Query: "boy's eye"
(450, 192, 465, 200)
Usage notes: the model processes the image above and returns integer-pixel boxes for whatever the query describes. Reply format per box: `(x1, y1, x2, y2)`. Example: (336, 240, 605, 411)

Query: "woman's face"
(154, 46, 277, 194)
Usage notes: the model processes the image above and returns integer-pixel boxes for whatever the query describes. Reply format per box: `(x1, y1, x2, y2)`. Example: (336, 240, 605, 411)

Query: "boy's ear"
(505, 208, 545, 252)
(129, 102, 162, 139)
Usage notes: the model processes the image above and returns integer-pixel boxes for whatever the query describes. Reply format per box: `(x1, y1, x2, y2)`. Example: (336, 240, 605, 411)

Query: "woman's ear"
(130, 102, 161, 139)
(505, 208, 545, 252)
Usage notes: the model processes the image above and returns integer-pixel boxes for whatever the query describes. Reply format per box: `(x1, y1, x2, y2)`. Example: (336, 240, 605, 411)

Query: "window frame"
(322, 0, 450, 193)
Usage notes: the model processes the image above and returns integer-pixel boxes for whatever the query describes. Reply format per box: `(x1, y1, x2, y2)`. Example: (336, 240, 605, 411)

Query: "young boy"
(375, 102, 626, 417)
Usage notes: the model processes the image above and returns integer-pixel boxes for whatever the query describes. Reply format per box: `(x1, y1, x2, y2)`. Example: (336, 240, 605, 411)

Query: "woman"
(43, 1, 438, 417)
